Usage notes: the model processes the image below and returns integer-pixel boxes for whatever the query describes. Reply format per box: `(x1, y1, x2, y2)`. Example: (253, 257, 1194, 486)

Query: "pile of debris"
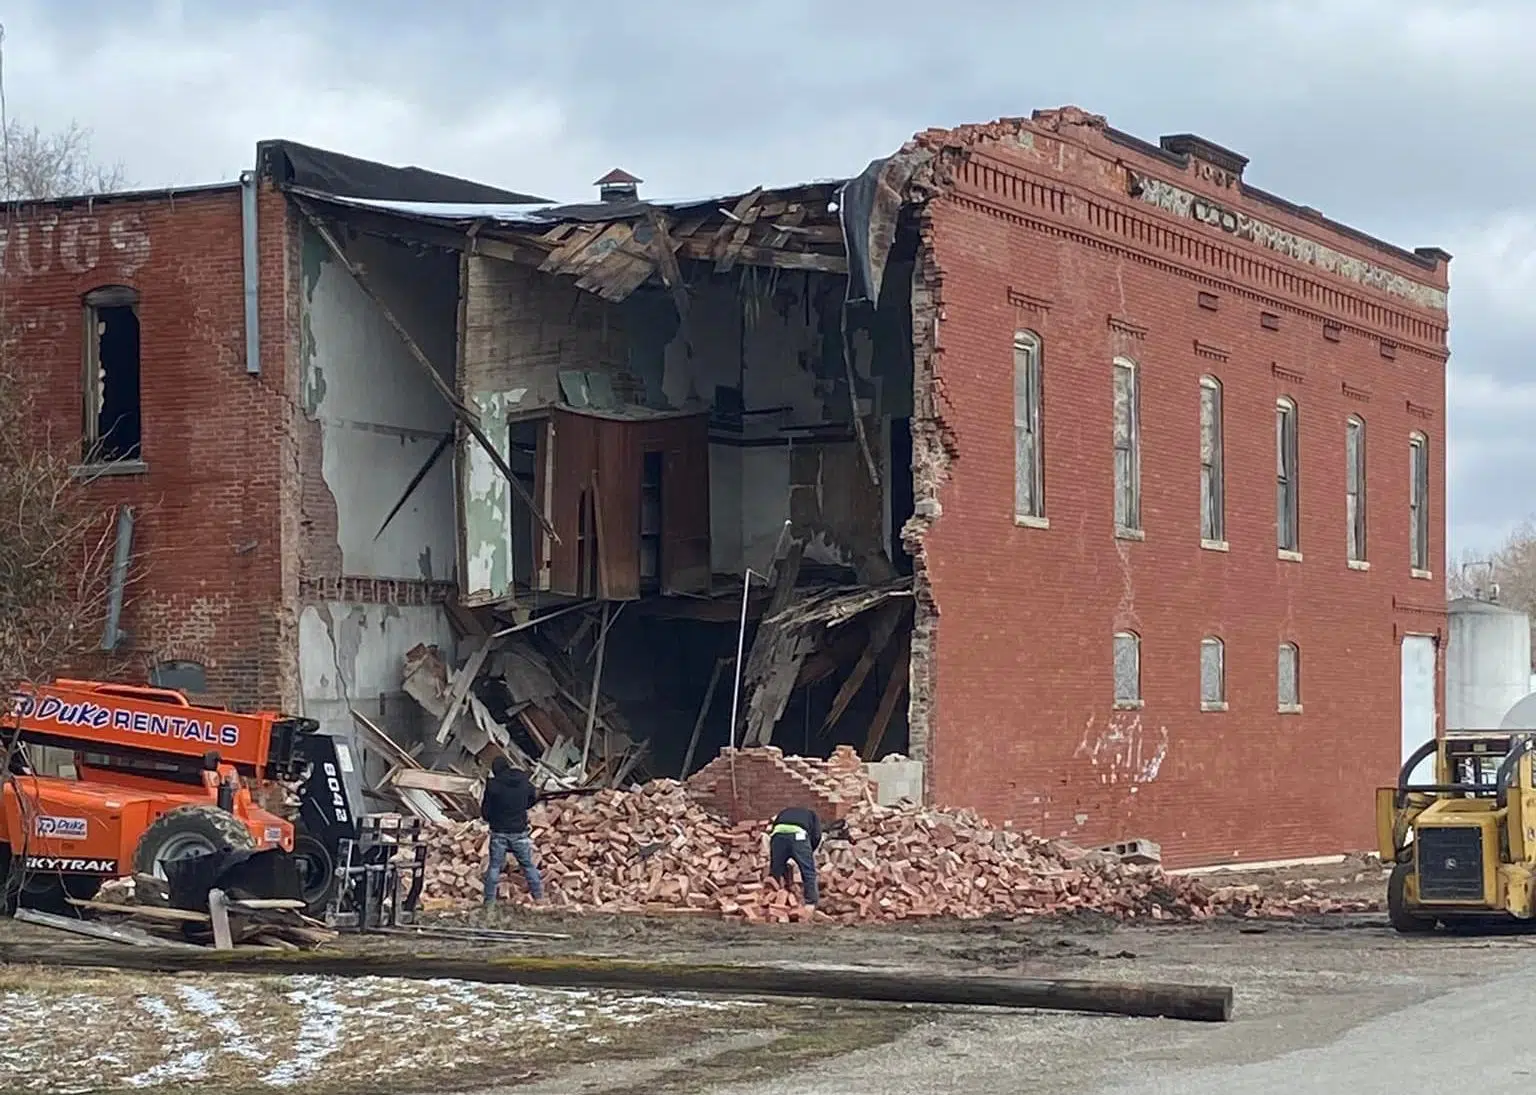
(422, 764, 1377, 924)
(17, 875, 338, 950)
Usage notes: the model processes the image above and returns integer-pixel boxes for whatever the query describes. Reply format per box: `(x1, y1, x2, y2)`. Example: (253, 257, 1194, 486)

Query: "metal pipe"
(240, 170, 260, 375)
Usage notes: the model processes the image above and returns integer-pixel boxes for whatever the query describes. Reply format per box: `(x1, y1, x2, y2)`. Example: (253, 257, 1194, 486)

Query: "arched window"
(1113, 357, 1141, 533)
(1013, 331, 1044, 522)
(82, 284, 142, 464)
(149, 660, 208, 696)
(1276, 397, 1299, 553)
(1200, 636, 1225, 709)
(1199, 376, 1224, 544)
(1346, 415, 1367, 563)
(1113, 630, 1141, 706)
(1278, 641, 1301, 711)
(1409, 432, 1430, 573)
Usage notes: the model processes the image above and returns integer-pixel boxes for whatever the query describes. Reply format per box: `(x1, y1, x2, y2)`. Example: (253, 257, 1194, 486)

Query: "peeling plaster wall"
(653, 272, 907, 576)
(456, 260, 911, 582)
(298, 603, 457, 781)
(300, 225, 458, 582)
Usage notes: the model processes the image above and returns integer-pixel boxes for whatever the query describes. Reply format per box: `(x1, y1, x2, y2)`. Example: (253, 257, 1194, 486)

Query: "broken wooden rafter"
(374, 430, 453, 541)
(433, 633, 498, 745)
(295, 199, 559, 543)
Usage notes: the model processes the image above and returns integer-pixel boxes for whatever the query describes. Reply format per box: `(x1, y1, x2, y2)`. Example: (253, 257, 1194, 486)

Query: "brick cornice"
(940, 185, 1443, 360)
(946, 157, 1448, 359)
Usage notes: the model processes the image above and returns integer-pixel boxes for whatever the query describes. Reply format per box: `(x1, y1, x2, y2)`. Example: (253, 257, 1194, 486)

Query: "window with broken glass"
(1113, 359, 1140, 532)
(1200, 637, 1225, 708)
(1346, 416, 1367, 563)
(1409, 433, 1429, 572)
(1113, 631, 1141, 706)
(1013, 331, 1044, 521)
(1278, 641, 1301, 710)
(82, 285, 143, 463)
(1276, 398, 1299, 552)
(1199, 377, 1224, 543)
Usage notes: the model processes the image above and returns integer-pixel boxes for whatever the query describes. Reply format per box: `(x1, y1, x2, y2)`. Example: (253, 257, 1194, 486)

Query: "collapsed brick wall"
(686, 746, 870, 823)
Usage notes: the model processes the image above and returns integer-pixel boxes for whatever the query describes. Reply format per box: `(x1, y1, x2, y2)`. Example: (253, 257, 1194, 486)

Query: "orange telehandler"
(1, 678, 369, 914)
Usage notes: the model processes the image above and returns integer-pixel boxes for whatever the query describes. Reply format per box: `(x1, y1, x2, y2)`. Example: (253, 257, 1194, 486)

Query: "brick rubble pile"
(421, 750, 1377, 925)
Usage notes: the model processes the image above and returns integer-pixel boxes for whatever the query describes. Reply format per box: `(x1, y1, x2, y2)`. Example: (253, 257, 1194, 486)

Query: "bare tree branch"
(0, 119, 128, 202)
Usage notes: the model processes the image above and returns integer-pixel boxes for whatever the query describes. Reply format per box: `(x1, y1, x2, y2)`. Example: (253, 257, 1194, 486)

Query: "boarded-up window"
(1276, 397, 1299, 551)
(1409, 432, 1429, 571)
(1200, 637, 1225, 707)
(1199, 377, 1224, 543)
(1113, 358, 1140, 532)
(1346, 416, 1367, 562)
(1113, 631, 1141, 705)
(1278, 641, 1300, 709)
(1014, 331, 1044, 520)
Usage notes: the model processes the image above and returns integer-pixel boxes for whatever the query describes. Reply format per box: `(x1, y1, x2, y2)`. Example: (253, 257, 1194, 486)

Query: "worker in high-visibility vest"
(768, 806, 822, 906)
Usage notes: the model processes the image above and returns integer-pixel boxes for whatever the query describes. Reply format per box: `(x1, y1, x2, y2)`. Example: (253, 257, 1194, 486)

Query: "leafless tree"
(0, 118, 127, 202)
(0, 358, 137, 704)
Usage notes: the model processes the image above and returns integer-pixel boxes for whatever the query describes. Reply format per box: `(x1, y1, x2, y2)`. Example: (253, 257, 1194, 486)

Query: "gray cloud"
(5, 0, 1530, 555)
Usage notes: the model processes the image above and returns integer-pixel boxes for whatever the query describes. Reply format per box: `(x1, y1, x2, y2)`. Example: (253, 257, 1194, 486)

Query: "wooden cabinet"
(546, 407, 710, 599)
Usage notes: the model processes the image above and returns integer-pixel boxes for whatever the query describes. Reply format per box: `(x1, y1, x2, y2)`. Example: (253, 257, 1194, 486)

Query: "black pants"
(769, 832, 819, 905)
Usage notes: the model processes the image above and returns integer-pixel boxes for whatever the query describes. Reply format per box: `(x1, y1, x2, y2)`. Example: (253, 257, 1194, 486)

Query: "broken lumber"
(0, 945, 1235, 1022)
(13, 909, 200, 949)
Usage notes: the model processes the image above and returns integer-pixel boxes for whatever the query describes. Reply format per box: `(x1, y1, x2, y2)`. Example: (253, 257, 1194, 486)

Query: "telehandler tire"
(1387, 861, 1437, 934)
(133, 804, 256, 881)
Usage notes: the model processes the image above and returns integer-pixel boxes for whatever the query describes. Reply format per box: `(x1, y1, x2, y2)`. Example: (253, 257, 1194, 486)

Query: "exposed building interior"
(285, 144, 924, 798)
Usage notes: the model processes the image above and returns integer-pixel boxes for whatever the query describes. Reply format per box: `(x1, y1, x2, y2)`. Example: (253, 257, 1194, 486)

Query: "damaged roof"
(305, 179, 854, 304)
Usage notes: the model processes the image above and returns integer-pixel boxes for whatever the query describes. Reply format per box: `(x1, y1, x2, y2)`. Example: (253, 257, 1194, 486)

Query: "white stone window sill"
(73, 459, 149, 480)
(1411, 568, 1434, 581)
(1278, 549, 1304, 563)
(1113, 700, 1144, 711)
(1201, 539, 1230, 553)
(1279, 704, 1303, 715)
(1014, 514, 1050, 530)
(1115, 527, 1145, 542)
(1348, 559, 1370, 571)
(1201, 701, 1229, 712)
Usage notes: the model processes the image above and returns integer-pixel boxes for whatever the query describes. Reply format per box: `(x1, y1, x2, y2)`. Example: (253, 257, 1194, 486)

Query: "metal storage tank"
(1447, 597, 1532, 729)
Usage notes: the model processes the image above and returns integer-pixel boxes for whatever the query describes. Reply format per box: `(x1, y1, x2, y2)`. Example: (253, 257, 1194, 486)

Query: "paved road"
(1091, 965, 1536, 1095)
(474, 926, 1536, 1095)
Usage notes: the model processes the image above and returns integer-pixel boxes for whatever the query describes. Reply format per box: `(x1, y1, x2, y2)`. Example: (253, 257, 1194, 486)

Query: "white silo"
(1448, 597, 1532, 729)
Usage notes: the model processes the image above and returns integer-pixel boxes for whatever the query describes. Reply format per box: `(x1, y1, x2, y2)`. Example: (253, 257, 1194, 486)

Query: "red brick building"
(3, 110, 1448, 867)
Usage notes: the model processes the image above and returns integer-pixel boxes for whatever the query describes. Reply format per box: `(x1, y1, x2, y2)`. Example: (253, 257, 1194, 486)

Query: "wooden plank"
(862, 631, 911, 761)
(580, 602, 611, 774)
(227, 898, 307, 912)
(824, 602, 905, 734)
(434, 633, 497, 745)
(352, 708, 424, 771)
(680, 656, 727, 779)
(14, 908, 199, 949)
(68, 899, 209, 923)
(0, 946, 1237, 1022)
(208, 889, 234, 951)
(389, 768, 484, 798)
(681, 240, 846, 273)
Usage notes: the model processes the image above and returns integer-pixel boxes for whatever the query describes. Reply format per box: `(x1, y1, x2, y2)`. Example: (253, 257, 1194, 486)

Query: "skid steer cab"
(0, 679, 367, 915)
(1378, 731, 1536, 933)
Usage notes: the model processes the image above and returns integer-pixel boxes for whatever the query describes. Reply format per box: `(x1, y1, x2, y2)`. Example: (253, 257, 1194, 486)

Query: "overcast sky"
(5, 0, 1529, 563)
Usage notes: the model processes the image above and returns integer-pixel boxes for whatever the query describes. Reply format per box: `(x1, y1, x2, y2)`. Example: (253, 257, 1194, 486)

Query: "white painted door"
(1401, 634, 1437, 783)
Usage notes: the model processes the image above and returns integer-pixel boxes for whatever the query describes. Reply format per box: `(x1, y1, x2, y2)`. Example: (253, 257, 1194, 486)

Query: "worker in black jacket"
(481, 757, 544, 904)
(768, 805, 822, 906)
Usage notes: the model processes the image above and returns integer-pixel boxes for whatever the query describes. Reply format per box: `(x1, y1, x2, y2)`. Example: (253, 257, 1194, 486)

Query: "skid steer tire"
(1387, 861, 1436, 934)
(133, 804, 257, 881)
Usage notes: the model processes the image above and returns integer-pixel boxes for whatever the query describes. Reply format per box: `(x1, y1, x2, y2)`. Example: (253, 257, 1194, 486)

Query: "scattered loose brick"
(423, 754, 1378, 924)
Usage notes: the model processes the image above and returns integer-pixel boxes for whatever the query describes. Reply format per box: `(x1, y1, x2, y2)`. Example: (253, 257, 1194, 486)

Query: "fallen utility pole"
(0, 945, 1233, 1022)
